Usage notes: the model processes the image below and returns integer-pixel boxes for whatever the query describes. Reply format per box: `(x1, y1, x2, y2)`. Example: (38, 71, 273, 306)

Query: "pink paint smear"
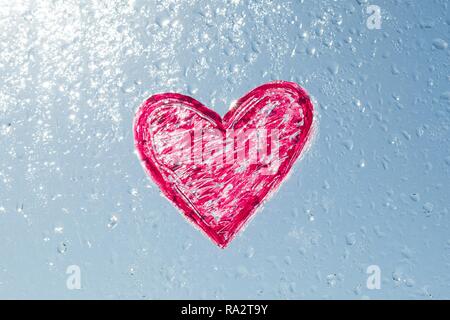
(134, 81, 314, 248)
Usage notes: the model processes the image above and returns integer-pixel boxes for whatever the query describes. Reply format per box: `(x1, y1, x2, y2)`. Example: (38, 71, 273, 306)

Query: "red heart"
(134, 81, 314, 248)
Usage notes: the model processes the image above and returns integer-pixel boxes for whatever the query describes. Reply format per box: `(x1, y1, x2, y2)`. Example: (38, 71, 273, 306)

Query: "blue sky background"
(0, 0, 449, 299)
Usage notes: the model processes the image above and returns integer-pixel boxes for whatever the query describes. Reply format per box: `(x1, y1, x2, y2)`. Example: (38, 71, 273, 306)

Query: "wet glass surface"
(0, 0, 449, 299)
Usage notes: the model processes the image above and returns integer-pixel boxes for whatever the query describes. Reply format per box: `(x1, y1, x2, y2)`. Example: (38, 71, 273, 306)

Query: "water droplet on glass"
(432, 38, 448, 50)
(423, 203, 434, 217)
(108, 215, 119, 229)
(345, 233, 356, 246)
(57, 242, 67, 254)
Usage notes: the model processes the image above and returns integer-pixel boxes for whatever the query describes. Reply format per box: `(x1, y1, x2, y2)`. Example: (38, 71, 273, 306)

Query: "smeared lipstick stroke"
(134, 81, 314, 248)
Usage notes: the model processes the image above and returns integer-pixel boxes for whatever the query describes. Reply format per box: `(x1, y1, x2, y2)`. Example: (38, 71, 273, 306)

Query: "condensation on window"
(0, 0, 449, 299)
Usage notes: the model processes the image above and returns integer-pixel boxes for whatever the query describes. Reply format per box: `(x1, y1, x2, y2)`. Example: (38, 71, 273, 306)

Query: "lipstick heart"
(134, 81, 314, 248)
